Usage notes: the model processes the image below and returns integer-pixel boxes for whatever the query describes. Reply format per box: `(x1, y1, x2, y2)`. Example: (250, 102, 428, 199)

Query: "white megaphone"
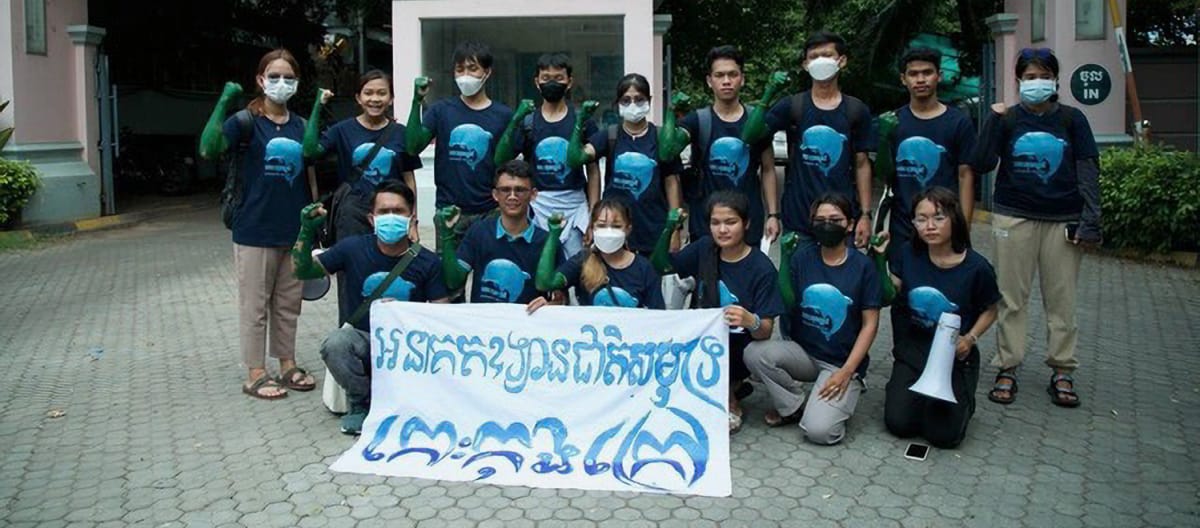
(909, 312, 961, 404)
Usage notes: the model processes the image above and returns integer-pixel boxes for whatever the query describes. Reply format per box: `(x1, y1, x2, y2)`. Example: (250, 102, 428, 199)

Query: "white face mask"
(592, 227, 626, 254)
(619, 102, 650, 123)
(455, 74, 486, 97)
(263, 77, 298, 104)
(806, 57, 840, 82)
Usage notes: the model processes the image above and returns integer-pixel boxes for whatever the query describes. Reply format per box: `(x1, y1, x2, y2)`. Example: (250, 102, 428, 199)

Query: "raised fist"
(578, 100, 600, 121)
(413, 76, 432, 101)
(221, 82, 244, 100)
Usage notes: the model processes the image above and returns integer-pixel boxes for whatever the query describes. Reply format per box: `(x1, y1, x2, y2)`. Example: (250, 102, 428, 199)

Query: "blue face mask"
(1019, 79, 1057, 104)
(374, 214, 410, 244)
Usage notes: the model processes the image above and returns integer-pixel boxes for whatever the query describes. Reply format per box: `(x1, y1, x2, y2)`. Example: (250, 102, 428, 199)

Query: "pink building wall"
(4, 0, 88, 144)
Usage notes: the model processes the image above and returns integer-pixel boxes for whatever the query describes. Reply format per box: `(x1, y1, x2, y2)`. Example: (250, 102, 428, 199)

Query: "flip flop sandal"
(243, 376, 288, 400)
(988, 369, 1018, 405)
(729, 410, 744, 435)
(1047, 372, 1081, 408)
(278, 367, 316, 392)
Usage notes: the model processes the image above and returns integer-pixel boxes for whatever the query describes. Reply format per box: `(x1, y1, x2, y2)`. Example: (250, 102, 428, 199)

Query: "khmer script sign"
(330, 302, 732, 497)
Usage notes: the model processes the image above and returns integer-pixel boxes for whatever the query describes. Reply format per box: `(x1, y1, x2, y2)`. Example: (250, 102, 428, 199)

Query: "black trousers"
(884, 327, 980, 449)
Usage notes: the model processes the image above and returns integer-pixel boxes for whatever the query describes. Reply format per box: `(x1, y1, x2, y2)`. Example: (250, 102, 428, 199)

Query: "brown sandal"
(277, 367, 315, 392)
(243, 376, 288, 400)
(764, 408, 804, 427)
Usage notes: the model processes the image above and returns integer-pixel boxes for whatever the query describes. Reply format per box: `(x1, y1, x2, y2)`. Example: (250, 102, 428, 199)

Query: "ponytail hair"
(580, 198, 633, 294)
(246, 48, 300, 116)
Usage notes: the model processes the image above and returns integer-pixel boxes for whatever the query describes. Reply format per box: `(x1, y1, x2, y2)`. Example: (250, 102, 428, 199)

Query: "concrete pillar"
(652, 14, 672, 124)
(66, 25, 104, 177)
(985, 13, 1019, 107)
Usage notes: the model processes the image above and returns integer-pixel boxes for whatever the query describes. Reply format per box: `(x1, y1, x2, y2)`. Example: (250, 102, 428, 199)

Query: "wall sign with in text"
(1070, 64, 1111, 106)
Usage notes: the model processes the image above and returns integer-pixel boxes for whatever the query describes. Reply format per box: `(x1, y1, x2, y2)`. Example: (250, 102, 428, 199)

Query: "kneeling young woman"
(744, 192, 881, 445)
(884, 186, 999, 448)
(651, 190, 784, 434)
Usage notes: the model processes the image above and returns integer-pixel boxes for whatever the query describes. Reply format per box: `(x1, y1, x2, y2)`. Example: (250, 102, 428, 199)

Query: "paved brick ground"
(1, 206, 1198, 527)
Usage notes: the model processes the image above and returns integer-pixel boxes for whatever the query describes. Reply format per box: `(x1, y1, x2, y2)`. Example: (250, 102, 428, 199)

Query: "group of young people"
(198, 30, 1102, 450)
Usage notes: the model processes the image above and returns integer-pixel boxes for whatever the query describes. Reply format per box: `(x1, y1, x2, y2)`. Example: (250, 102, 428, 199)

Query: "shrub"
(1099, 143, 1200, 253)
(0, 158, 40, 225)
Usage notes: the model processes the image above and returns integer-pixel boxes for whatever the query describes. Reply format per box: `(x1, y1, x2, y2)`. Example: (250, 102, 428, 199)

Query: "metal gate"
(977, 40, 997, 210)
(95, 52, 118, 215)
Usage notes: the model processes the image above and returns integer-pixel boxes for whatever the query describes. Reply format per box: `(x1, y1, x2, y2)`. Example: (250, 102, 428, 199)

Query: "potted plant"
(0, 99, 41, 228)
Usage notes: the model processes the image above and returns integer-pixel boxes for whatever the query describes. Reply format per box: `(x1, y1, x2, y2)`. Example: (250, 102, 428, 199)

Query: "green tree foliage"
(660, 0, 998, 111)
(1128, 0, 1198, 47)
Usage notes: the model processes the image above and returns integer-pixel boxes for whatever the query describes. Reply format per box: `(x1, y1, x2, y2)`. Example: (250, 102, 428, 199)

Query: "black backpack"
(219, 110, 307, 230)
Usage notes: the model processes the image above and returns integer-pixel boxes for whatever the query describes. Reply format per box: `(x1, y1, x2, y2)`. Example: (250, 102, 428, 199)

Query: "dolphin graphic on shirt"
(448, 124, 494, 171)
(895, 136, 946, 188)
(478, 259, 530, 303)
(1012, 132, 1067, 183)
(799, 125, 846, 177)
(800, 283, 853, 341)
(263, 137, 302, 184)
(907, 286, 958, 329)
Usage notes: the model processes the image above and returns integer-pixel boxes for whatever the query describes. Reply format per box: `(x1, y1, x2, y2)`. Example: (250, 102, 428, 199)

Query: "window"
(1031, 0, 1046, 43)
(1075, 0, 1107, 40)
(420, 16, 623, 116)
(24, 0, 46, 55)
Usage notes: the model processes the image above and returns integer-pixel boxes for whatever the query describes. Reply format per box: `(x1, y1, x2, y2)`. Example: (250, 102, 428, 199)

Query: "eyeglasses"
(618, 96, 649, 106)
(266, 73, 298, 82)
(912, 215, 949, 227)
(495, 186, 531, 197)
(1019, 48, 1055, 60)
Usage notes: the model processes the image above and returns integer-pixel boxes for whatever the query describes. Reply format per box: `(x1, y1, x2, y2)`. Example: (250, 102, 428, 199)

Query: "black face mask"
(811, 221, 848, 247)
(538, 81, 568, 103)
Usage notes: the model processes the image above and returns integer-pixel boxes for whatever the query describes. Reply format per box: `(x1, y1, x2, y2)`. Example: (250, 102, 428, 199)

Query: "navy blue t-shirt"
(989, 105, 1098, 218)
(318, 235, 448, 331)
(558, 252, 665, 308)
(680, 107, 771, 244)
(457, 217, 563, 304)
(514, 107, 598, 192)
(765, 93, 876, 234)
(670, 237, 785, 318)
(223, 112, 310, 247)
(588, 123, 683, 253)
(423, 97, 513, 214)
(788, 245, 882, 376)
(888, 105, 976, 241)
(319, 118, 422, 197)
(889, 246, 1000, 368)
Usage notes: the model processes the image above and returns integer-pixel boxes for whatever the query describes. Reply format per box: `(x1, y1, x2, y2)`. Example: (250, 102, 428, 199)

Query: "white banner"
(330, 302, 732, 497)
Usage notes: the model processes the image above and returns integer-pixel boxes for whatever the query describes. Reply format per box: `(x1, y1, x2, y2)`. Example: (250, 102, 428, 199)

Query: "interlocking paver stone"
(1, 205, 1198, 526)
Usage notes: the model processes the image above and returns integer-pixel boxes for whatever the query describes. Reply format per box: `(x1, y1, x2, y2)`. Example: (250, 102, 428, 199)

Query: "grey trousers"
(320, 326, 372, 407)
(745, 339, 864, 445)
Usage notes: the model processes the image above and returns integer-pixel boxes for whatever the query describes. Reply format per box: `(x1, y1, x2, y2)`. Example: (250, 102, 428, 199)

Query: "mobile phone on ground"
(904, 442, 930, 461)
(1065, 223, 1079, 241)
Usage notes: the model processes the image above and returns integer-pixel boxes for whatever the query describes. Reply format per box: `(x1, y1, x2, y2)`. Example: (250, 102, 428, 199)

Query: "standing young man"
(879, 47, 977, 249)
(742, 31, 877, 249)
(292, 180, 450, 435)
(405, 41, 513, 249)
(494, 53, 601, 259)
(437, 160, 566, 305)
(659, 45, 781, 246)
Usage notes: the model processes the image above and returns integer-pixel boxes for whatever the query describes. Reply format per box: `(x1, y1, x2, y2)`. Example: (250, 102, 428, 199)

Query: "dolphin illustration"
(800, 283, 853, 341)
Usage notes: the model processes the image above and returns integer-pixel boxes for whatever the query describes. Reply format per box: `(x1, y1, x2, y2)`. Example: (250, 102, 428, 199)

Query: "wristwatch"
(767, 213, 781, 219)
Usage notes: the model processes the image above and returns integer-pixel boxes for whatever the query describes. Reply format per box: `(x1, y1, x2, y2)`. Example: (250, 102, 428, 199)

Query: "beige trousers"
(991, 214, 1082, 372)
(234, 244, 302, 370)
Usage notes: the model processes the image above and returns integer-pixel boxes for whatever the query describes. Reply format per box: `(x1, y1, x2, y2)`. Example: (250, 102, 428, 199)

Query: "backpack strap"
(345, 245, 419, 328)
(789, 92, 810, 130)
(233, 109, 254, 153)
(696, 106, 713, 164)
(605, 124, 619, 184)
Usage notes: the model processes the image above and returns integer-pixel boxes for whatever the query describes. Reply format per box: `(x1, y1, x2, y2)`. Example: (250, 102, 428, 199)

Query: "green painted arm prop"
(869, 235, 897, 306)
(566, 101, 600, 169)
(302, 88, 329, 158)
(292, 203, 327, 280)
(405, 76, 434, 156)
(779, 231, 800, 309)
(658, 92, 692, 161)
(650, 208, 686, 275)
(874, 111, 898, 189)
(198, 82, 243, 160)
(435, 205, 470, 291)
(535, 213, 568, 292)
(494, 99, 535, 166)
(740, 71, 790, 145)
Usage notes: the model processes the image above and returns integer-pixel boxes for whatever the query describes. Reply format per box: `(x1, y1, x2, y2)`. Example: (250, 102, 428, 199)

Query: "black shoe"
(734, 380, 754, 400)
